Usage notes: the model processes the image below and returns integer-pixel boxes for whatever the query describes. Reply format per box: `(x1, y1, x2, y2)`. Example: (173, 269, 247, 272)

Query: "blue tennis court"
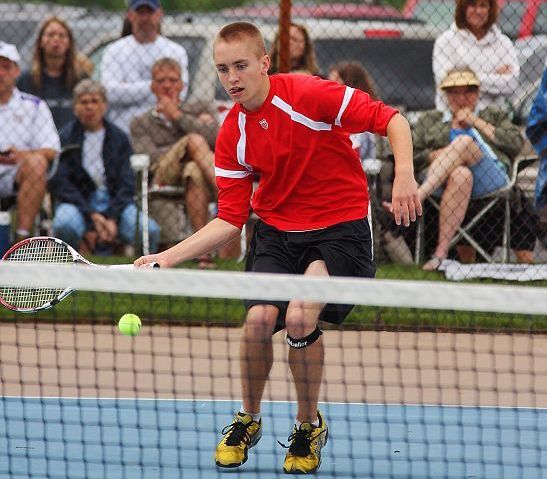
(1, 397, 545, 479)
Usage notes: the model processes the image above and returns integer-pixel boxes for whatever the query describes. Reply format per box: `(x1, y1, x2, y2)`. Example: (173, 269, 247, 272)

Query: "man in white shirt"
(0, 42, 60, 241)
(100, 0, 190, 133)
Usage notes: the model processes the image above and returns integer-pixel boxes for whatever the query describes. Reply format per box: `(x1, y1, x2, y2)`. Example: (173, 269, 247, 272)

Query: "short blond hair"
(214, 21, 266, 58)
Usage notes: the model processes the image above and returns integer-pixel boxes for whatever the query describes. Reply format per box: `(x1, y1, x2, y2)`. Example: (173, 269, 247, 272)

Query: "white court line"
(1, 396, 545, 410)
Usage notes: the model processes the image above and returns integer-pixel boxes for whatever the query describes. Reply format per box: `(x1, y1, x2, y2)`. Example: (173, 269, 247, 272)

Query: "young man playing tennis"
(135, 21, 421, 474)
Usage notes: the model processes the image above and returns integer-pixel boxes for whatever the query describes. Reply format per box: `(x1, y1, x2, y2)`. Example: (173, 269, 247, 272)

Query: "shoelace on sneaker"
(221, 421, 253, 446)
(278, 425, 326, 457)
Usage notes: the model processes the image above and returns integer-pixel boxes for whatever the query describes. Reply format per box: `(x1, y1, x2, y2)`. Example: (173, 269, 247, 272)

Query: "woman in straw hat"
(408, 68, 526, 269)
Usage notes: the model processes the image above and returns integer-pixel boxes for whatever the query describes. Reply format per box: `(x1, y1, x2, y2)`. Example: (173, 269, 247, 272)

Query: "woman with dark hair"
(17, 16, 93, 129)
(268, 22, 319, 75)
(328, 61, 378, 100)
(432, 0, 518, 113)
(328, 61, 378, 159)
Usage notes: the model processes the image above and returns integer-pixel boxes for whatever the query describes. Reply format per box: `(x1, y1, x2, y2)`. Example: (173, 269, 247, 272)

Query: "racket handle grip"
(109, 262, 160, 270)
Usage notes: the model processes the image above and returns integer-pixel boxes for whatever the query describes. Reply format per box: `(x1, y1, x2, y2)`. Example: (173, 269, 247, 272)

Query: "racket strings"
(1, 239, 73, 310)
(1, 287, 64, 309)
(8, 239, 73, 263)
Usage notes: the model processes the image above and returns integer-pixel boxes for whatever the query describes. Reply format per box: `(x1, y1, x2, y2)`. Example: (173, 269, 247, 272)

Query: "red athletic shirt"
(214, 74, 398, 231)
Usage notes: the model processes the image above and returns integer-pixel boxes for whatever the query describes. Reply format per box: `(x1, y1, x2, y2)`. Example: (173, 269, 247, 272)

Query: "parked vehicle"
(86, 16, 438, 113)
(403, 0, 546, 39)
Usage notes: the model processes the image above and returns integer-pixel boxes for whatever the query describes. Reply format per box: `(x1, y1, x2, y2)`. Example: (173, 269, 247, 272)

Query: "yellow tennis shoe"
(215, 412, 262, 468)
(281, 410, 328, 474)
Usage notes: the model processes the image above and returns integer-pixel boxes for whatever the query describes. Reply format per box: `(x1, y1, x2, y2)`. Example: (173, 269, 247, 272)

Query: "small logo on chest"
(259, 119, 268, 130)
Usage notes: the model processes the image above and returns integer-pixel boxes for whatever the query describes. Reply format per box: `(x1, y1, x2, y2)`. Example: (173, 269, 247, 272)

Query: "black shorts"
(244, 218, 376, 332)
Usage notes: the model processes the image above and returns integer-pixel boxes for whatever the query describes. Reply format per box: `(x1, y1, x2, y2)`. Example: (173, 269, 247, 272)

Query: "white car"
(85, 15, 439, 116)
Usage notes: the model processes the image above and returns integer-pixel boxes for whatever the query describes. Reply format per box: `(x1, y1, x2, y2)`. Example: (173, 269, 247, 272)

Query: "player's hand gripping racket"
(0, 236, 158, 313)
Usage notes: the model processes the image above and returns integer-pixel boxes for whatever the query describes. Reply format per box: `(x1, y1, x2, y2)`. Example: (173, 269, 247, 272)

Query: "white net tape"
(0, 262, 545, 315)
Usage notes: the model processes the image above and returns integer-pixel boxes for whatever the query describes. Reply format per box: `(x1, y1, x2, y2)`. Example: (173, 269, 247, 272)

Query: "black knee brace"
(286, 327, 323, 348)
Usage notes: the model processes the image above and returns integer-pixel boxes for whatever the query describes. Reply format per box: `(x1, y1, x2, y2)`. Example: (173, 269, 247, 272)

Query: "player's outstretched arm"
(386, 113, 422, 226)
(134, 218, 241, 268)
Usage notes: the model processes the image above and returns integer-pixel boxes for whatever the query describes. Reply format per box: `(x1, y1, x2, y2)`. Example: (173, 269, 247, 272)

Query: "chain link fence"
(0, 0, 545, 275)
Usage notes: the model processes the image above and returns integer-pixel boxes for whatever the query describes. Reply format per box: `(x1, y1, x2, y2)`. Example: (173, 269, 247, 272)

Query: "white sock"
(296, 416, 319, 428)
(239, 408, 261, 423)
(16, 229, 30, 238)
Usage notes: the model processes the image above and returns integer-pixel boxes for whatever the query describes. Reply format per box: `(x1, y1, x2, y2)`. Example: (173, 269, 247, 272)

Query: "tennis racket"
(0, 236, 158, 313)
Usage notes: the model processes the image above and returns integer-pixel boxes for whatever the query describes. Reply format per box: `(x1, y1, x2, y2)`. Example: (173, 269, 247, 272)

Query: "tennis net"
(0, 262, 545, 479)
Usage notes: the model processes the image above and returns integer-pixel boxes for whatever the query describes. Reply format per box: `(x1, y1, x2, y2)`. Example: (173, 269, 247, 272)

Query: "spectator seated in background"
(268, 22, 319, 76)
(100, 0, 190, 133)
(0, 42, 60, 242)
(526, 66, 547, 242)
(408, 68, 530, 270)
(130, 57, 218, 264)
(51, 79, 159, 255)
(17, 16, 93, 131)
(433, 0, 518, 115)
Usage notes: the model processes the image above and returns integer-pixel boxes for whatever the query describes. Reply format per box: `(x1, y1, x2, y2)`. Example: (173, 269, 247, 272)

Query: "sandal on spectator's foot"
(422, 255, 445, 271)
(196, 254, 216, 270)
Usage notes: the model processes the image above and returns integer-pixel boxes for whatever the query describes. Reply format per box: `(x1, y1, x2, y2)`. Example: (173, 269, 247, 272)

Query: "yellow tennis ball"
(118, 314, 142, 336)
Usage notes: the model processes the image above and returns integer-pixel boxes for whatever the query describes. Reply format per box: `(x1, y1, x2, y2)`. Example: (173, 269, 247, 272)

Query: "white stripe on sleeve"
(215, 167, 252, 179)
(335, 86, 355, 127)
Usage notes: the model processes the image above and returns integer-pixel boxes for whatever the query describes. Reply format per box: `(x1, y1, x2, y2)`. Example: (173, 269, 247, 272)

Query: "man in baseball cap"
(0, 42, 20, 65)
(100, 0, 189, 133)
(128, 0, 161, 9)
(0, 42, 60, 243)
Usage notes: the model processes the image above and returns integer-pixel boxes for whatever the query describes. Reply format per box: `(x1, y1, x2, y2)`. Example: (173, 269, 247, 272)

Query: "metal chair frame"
(415, 154, 539, 264)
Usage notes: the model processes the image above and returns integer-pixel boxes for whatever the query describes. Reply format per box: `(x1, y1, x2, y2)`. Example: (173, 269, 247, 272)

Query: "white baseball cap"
(0, 42, 20, 64)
